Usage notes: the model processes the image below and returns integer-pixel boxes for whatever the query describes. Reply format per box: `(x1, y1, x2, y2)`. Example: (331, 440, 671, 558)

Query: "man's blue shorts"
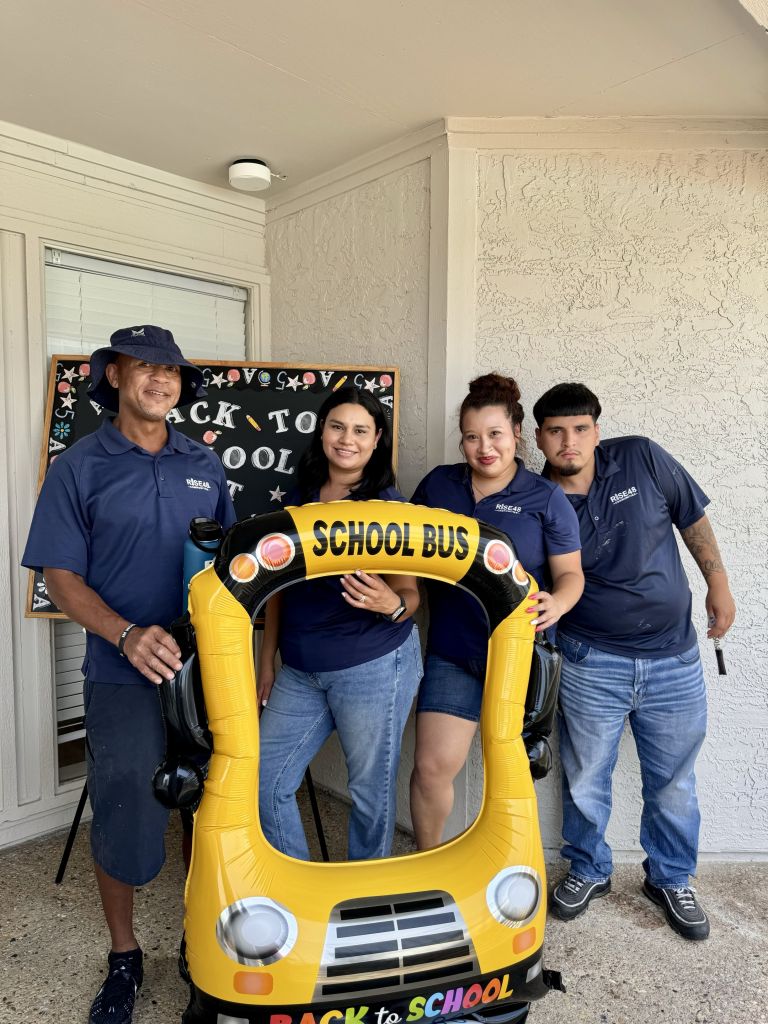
(84, 679, 169, 886)
(416, 652, 485, 723)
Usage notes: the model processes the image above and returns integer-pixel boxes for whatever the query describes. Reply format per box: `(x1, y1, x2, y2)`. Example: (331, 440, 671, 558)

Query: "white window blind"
(45, 249, 248, 359)
(44, 249, 248, 753)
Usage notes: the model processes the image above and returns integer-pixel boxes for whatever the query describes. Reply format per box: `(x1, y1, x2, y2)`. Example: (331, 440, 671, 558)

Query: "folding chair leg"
(304, 768, 329, 862)
(55, 780, 89, 884)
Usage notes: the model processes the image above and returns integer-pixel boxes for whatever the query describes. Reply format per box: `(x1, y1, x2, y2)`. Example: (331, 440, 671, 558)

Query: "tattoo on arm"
(680, 516, 726, 581)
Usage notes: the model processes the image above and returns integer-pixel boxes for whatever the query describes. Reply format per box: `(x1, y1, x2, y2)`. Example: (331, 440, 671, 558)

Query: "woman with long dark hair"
(410, 373, 584, 849)
(258, 386, 422, 860)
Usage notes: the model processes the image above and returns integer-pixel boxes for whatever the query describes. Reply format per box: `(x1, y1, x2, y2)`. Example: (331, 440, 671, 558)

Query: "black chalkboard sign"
(27, 357, 399, 617)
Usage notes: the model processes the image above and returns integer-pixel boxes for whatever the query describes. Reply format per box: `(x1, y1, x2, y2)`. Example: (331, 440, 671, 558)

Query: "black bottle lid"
(189, 517, 223, 543)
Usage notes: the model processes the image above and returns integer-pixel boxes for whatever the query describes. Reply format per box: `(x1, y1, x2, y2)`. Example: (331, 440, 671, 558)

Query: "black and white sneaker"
(89, 948, 144, 1024)
(550, 873, 611, 920)
(642, 880, 710, 941)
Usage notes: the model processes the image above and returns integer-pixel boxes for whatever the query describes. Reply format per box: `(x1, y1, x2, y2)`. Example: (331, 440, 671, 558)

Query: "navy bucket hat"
(87, 325, 206, 413)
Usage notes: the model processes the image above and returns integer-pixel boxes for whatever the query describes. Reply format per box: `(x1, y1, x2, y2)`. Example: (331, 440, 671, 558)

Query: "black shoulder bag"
(522, 636, 563, 780)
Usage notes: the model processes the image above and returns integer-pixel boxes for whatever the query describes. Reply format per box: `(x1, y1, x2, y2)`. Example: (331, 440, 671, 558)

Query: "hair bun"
(467, 373, 521, 405)
(460, 373, 525, 432)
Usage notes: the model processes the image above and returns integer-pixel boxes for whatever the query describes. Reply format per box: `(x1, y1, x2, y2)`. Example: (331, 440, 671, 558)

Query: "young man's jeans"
(259, 629, 422, 861)
(557, 634, 707, 888)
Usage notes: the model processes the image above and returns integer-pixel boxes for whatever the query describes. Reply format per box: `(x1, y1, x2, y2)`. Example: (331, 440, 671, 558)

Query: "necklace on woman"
(471, 470, 516, 502)
(321, 476, 359, 502)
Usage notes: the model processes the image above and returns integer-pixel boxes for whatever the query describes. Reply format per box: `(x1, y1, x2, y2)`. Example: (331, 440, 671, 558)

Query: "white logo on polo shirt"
(495, 502, 522, 514)
(610, 486, 638, 504)
(186, 477, 212, 491)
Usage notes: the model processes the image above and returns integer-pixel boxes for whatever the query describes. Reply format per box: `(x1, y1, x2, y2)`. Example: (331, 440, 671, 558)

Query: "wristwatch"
(383, 595, 408, 623)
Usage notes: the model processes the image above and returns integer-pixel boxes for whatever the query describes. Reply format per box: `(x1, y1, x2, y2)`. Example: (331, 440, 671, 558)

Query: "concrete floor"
(1, 788, 766, 1024)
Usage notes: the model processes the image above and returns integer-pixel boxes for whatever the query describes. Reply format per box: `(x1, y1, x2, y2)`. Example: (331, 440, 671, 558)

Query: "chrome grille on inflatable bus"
(314, 891, 479, 1001)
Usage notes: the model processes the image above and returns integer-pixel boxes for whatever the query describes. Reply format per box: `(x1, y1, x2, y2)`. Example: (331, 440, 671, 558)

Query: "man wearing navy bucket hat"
(23, 326, 236, 1024)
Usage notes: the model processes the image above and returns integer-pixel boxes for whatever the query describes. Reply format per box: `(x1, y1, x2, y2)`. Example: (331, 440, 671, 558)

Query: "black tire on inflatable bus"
(469, 1003, 530, 1024)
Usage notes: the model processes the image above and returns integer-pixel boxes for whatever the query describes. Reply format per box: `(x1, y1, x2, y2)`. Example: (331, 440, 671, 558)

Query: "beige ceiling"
(1, 0, 766, 193)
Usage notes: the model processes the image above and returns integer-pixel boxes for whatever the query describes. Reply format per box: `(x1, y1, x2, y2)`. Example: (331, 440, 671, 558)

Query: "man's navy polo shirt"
(549, 436, 709, 658)
(22, 418, 236, 686)
(411, 461, 581, 663)
(278, 486, 416, 673)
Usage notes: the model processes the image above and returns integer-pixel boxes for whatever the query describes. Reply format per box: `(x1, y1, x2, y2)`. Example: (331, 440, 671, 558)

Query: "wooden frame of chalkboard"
(26, 357, 399, 618)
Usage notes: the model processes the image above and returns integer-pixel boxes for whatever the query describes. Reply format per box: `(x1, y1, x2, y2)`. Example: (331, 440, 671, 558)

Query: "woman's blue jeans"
(557, 634, 707, 888)
(259, 628, 422, 861)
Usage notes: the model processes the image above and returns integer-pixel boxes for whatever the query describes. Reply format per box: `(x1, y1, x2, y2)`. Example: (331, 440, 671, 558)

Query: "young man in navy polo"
(533, 383, 735, 940)
(23, 326, 236, 1024)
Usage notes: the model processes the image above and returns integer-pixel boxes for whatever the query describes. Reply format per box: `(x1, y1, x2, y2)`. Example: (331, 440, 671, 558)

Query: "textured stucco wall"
(470, 149, 768, 857)
(266, 161, 430, 497)
(265, 160, 431, 824)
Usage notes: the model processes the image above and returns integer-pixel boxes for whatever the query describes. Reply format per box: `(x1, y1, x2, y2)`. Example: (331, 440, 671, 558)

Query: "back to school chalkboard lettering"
(27, 358, 399, 617)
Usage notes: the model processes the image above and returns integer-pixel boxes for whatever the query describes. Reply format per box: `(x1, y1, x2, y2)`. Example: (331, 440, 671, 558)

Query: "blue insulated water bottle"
(183, 517, 223, 611)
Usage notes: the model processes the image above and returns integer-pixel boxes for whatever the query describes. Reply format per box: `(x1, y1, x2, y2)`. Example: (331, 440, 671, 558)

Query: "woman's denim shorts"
(416, 651, 486, 723)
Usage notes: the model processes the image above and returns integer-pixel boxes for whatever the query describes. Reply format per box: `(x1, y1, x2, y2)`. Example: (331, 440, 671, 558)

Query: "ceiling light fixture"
(228, 159, 272, 192)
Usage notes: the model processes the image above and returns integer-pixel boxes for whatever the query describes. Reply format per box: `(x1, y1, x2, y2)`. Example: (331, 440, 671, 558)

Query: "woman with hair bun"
(410, 373, 584, 849)
(258, 386, 422, 861)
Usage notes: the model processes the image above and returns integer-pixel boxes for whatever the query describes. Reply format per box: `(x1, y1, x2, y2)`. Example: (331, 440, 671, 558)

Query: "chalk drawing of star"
(269, 486, 286, 503)
(60, 392, 77, 409)
(363, 376, 378, 393)
(60, 366, 77, 382)
(210, 371, 227, 388)
(285, 375, 301, 391)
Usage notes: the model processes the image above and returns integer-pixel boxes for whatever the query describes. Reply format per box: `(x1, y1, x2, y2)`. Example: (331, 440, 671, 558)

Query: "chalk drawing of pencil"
(246, 415, 261, 431)
(332, 375, 348, 392)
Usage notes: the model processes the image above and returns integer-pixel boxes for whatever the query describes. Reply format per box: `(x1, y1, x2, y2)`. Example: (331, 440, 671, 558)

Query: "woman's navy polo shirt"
(278, 486, 416, 673)
(411, 460, 581, 663)
(22, 418, 236, 686)
(550, 436, 709, 658)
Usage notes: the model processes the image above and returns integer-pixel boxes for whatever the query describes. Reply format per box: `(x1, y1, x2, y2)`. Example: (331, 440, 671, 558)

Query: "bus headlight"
(217, 897, 298, 966)
(486, 867, 541, 927)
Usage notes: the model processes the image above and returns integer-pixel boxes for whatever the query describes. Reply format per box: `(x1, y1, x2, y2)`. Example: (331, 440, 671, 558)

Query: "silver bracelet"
(117, 623, 138, 657)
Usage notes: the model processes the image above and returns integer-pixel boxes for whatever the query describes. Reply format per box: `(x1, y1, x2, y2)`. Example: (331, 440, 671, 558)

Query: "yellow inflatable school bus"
(166, 501, 562, 1024)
